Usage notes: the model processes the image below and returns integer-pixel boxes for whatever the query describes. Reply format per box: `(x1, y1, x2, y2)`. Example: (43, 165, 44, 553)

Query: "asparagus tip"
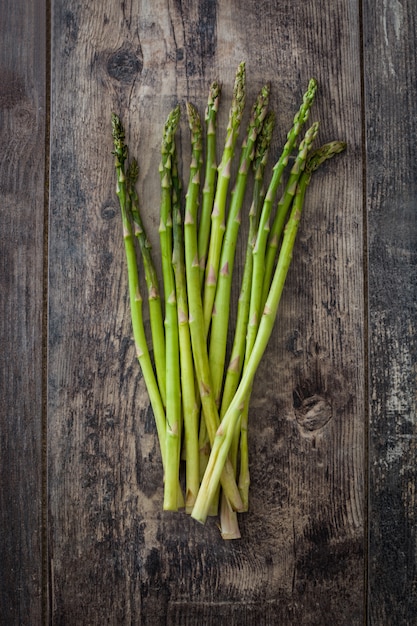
(186, 101, 202, 138)
(209, 80, 221, 103)
(231, 61, 246, 126)
(306, 140, 347, 174)
(127, 157, 139, 184)
(111, 112, 124, 139)
(253, 109, 276, 172)
(111, 113, 128, 165)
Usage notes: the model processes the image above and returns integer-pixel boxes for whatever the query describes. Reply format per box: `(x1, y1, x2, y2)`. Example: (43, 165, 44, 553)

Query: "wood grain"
(3, 0, 416, 621)
(47, 1, 365, 623)
(0, 0, 46, 623)
(365, 0, 417, 623)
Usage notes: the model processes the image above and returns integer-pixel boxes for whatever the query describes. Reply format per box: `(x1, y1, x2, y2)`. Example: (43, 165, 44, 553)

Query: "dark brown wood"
(365, 0, 417, 623)
(48, 1, 365, 623)
(0, 0, 46, 623)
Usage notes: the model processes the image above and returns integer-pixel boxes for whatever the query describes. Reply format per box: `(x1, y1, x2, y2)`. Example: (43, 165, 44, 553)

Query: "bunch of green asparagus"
(112, 62, 346, 539)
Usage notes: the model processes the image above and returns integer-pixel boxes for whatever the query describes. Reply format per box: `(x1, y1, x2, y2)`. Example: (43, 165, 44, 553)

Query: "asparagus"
(183, 102, 243, 513)
(111, 113, 167, 473)
(209, 83, 270, 409)
(126, 159, 167, 407)
(113, 69, 346, 536)
(171, 143, 200, 513)
(198, 81, 221, 288)
(236, 121, 320, 509)
(202, 62, 246, 336)
(221, 111, 275, 421)
(261, 123, 320, 309)
(191, 141, 347, 524)
(245, 79, 318, 366)
(220, 111, 275, 511)
(159, 106, 182, 511)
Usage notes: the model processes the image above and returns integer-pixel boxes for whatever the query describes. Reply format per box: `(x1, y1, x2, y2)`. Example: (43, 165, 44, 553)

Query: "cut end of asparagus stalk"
(219, 495, 241, 540)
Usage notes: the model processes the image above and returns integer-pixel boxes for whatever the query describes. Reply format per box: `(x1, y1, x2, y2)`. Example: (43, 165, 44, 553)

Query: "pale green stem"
(202, 62, 246, 336)
(159, 107, 182, 511)
(184, 102, 243, 513)
(192, 139, 347, 524)
(127, 158, 167, 407)
(172, 146, 200, 512)
(198, 81, 221, 288)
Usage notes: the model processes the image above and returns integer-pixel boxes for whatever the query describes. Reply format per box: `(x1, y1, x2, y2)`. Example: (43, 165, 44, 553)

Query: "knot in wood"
(107, 45, 143, 84)
(295, 394, 333, 432)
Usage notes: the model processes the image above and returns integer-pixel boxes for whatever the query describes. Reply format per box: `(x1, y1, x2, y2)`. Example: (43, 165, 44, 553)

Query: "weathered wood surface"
(1, 0, 416, 623)
(48, 1, 364, 624)
(0, 0, 46, 623)
(365, 0, 417, 623)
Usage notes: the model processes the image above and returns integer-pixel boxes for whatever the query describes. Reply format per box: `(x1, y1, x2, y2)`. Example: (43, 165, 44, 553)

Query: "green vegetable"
(246, 79, 318, 368)
(202, 62, 246, 336)
(112, 68, 346, 538)
(183, 102, 243, 514)
(209, 83, 270, 409)
(198, 81, 221, 288)
(126, 158, 166, 407)
(171, 140, 200, 513)
(158, 107, 183, 511)
(191, 141, 347, 524)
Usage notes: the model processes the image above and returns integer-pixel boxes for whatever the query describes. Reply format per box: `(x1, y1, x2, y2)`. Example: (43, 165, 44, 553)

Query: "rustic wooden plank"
(48, 1, 365, 623)
(364, 0, 417, 622)
(0, 0, 46, 623)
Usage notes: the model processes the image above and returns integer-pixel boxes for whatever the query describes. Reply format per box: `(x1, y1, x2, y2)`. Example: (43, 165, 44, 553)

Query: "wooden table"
(1, 1, 416, 623)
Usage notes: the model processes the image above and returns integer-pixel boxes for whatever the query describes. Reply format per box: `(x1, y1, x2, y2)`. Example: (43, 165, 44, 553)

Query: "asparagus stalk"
(209, 83, 270, 409)
(261, 123, 320, 309)
(192, 140, 347, 524)
(126, 159, 167, 407)
(111, 113, 167, 470)
(236, 121, 320, 509)
(220, 112, 275, 512)
(220, 111, 275, 421)
(159, 106, 182, 511)
(171, 143, 200, 513)
(202, 62, 246, 336)
(183, 102, 243, 513)
(198, 81, 221, 288)
(245, 79, 318, 365)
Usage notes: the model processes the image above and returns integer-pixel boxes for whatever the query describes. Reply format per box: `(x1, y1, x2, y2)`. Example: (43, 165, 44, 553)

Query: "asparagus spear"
(198, 81, 221, 288)
(261, 123, 320, 309)
(239, 141, 348, 506)
(183, 102, 243, 513)
(245, 79, 318, 365)
(171, 142, 200, 513)
(209, 84, 270, 409)
(210, 86, 270, 537)
(126, 159, 167, 407)
(159, 106, 182, 511)
(221, 111, 275, 419)
(191, 141, 347, 524)
(237, 121, 320, 509)
(202, 62, 246, 336)
(220, 111, 275, 512)
(111, 113, 167, 473)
